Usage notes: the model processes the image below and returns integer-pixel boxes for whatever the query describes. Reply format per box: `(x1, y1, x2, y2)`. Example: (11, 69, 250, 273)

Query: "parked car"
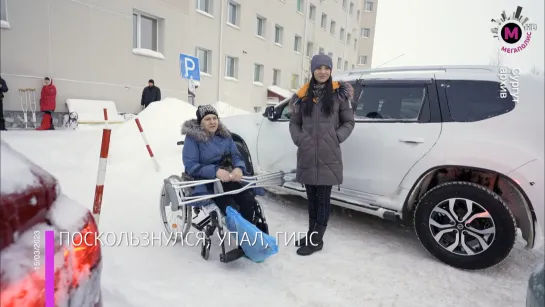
(0, 140, 102, 306)
(221, 65, 544, 270)
(526, 262, 544, 307)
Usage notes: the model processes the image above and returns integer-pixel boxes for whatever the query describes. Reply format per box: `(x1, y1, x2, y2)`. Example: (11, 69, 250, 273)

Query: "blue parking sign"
(179, 53, 201, 81)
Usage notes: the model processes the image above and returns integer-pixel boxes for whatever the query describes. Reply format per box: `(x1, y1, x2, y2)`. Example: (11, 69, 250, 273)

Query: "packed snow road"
(2, 124, 542, 307)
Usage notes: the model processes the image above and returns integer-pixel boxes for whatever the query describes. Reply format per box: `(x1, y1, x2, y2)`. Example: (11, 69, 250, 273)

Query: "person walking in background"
(0, 77, 8, 131)
(141, 79, 161, 109)
(37, 76, 56, 130)
(288, 54, 355, 256)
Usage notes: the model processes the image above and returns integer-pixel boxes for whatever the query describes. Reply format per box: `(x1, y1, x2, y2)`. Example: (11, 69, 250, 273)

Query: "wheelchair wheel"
(160, 175, 192, 243)
(254, 200, 269, 235)
(201, 238, 211, 260)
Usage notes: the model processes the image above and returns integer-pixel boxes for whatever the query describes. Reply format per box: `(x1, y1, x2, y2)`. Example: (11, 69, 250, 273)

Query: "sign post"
(179, 53, 201, 106)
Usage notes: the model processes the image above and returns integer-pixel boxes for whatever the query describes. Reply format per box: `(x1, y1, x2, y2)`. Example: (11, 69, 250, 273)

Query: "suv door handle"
(399, 137, 425, 143)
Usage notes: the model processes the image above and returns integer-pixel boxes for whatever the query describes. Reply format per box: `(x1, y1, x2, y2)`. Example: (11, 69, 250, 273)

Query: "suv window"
(352, 83, 429, 121)
(280, 103, 291, 120)
(444, 80, 515, 122)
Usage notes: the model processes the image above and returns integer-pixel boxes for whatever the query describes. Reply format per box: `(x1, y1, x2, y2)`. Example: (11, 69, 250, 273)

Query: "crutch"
(18, 89, 29, 129)
(28, 88, 37, 128)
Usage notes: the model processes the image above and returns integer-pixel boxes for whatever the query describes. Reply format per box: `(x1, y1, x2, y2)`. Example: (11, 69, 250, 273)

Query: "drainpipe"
(300, 0, 310, 86)
(342, 5, 349, 71)
(217, 0, 225, 102)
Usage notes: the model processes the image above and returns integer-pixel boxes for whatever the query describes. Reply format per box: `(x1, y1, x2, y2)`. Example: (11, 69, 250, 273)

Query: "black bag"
(218, 152, 234, 172)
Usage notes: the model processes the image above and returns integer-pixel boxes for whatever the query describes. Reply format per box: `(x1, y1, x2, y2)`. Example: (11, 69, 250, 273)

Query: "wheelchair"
(159, 170, 292, 263)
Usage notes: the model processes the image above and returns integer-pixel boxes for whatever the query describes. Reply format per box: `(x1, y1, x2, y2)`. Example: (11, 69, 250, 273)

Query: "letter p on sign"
(184, 58, 195, 78)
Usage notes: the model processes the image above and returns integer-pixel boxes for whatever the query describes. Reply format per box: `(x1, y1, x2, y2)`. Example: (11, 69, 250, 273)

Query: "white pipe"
(342, 4, 349, 71)
(217, 0, 225, 102)
(300, 0, 310, 86)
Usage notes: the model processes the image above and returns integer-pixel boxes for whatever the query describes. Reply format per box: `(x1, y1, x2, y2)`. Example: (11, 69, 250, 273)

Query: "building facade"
(0, 0, 377, 114)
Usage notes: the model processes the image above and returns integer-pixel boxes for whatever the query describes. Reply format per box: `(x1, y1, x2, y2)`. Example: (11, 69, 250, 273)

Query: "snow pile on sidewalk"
(213, 101, 250, 117)
(107, 98, 196, 166)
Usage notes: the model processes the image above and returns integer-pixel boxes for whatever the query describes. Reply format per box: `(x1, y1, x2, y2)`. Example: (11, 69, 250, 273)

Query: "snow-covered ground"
(1, 98, 543, 307)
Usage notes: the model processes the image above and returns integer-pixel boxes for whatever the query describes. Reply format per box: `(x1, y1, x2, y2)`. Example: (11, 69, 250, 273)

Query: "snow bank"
(107, 98, 196, 166)
(66, 99, 125, 124)
(213, 101, 250, 117)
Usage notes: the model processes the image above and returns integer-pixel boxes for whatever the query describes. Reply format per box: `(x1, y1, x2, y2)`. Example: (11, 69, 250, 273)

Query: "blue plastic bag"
(225, 206, 278, 263)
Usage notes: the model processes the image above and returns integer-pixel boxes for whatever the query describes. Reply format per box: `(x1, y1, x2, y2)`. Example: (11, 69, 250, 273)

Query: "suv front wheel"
(413, 181, 517, 270)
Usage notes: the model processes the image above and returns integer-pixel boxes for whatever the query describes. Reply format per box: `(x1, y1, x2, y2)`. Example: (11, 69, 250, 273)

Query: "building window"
(344, 61, 348, 70)
(309, 4, 316, 21)
(320, 13, 327, 29)
(347, 33, 351, 44)
(291, 74, 300, 90)
(196, 0, 212, 14)
(330, 20, 336, 35)
(340, 28, 345, 42)
(225, 56, 238, 78)
(227, 1, 240, 26)
(296, 0, 304, 13)
(354, 39, 357, 50)
(294, 35, 302, 53)
(133, 11, 159, 52)
(352, 64, 355, 69)
(358, 55, 368, 64)
(304, 76, 309, 84)
(362, 27, 371, 38)
(254, 64, 264, 83)
(273, 69, 281, 85)
(349, 2, 354, 15)
(364, 1, 373, 11)
(306, 41, 313, 57)
(1, 0, 8, 23)
(275, 24, 284, 45)
(327, 52, 333, 59)
(319, 47, 324, 54)
(342, 0, 347, 10)
(337, 57, 342, 70)
(357, 10, 360, 21)
(195, 47, 211, 74)
(256, 15, 265, 37)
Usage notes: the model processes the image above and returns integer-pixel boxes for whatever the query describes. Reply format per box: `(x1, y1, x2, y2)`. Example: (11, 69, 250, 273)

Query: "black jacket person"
(141, 79, 161, 108)
(0, 77, 8, 130)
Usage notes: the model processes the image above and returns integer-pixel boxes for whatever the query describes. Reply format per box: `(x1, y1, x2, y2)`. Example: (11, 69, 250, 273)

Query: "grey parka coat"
(288, 81, 355, 186)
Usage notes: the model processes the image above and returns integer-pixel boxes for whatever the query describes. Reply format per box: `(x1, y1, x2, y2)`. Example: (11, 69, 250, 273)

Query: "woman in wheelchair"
(181, 104, 267, 233)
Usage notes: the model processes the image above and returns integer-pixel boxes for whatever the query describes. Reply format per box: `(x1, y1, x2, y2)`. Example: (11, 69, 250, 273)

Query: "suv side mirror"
(263, 105, 277, 121)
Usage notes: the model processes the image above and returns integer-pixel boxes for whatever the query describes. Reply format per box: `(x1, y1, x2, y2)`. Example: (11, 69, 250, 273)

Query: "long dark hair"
(302, 76, 334, 117)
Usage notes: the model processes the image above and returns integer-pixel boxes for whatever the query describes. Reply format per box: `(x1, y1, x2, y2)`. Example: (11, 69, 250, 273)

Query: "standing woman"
(288, 54, 355, 256)
(37, 76, 56, 130)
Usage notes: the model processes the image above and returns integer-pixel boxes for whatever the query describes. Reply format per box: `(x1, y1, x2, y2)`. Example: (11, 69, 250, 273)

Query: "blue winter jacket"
(181, 118, 263, 206)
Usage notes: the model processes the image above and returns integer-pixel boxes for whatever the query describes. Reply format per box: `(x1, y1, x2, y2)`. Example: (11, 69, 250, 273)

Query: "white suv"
(221, 65, 544, 270)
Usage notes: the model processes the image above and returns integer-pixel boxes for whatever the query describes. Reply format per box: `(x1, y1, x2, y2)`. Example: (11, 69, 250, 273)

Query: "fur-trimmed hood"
(288, 81, 354, 112)
(181, 118, 231, 142)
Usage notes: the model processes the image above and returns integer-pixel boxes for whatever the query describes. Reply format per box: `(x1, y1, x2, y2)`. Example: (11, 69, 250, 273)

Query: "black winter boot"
(296, 223, 326, 256)
(294, 219, 316, 247)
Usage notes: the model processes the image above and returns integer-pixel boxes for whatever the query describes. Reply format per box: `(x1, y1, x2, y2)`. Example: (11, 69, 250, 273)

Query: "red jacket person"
(37, 76, 56, 130)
